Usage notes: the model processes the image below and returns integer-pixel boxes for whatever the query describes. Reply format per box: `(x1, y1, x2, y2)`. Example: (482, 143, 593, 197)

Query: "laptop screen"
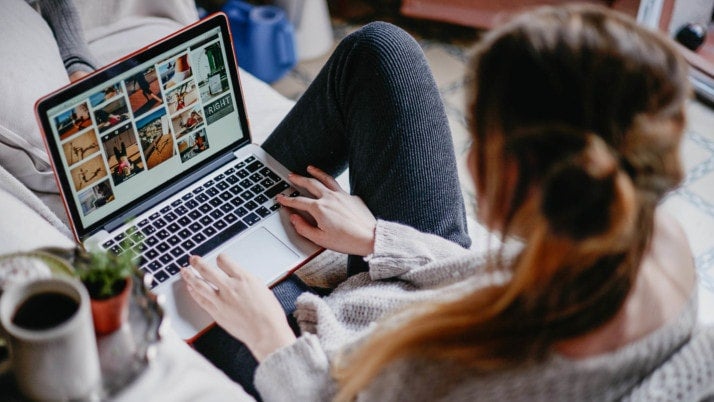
(38, 15, 249, 237)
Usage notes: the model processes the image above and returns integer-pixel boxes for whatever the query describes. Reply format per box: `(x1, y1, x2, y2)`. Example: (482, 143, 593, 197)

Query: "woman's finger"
(306, 165, 343, 192)
(288, 173, 327, 198)
(181, 268, 218, 310)
(215, 253, 249, 279)
(289, 213, 324, 245)
(189, 255, 227, 288)
(276, 193, 315, 212)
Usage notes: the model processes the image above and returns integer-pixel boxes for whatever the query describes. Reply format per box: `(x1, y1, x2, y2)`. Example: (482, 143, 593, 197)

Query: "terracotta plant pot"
(89, 276, 131, 335)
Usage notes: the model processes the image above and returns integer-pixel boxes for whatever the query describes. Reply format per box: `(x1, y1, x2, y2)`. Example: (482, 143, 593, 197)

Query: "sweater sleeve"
(254, 333, 336, 402)
(39, 0, 98, 75)
(365, 220, 484, 284)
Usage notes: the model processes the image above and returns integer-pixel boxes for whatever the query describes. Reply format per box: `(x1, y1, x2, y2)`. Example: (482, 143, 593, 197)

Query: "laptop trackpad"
(218, 228, 300, 284)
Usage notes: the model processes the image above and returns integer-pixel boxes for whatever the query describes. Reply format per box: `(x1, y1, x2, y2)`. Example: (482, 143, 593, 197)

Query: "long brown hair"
(334, 4, 690, 400)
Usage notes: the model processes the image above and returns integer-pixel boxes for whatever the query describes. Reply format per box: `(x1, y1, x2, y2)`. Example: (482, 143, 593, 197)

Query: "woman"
(183, 4, 699, 401)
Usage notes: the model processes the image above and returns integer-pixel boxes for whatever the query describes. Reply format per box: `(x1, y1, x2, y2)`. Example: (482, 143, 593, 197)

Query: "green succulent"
(74, 247, 135, 299)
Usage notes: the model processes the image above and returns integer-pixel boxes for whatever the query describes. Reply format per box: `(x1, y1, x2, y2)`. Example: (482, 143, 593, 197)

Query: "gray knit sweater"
(254, 220, 711, 401)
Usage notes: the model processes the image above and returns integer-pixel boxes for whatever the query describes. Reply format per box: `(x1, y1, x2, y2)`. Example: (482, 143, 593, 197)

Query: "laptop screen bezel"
(35, 13, 252, 241)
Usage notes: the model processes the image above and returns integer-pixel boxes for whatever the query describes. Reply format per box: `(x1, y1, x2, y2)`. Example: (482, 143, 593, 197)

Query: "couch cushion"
(0, 0, 71, 193)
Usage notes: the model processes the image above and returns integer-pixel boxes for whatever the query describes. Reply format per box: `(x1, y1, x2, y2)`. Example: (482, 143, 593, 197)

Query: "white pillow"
(0, 0, 71, 193)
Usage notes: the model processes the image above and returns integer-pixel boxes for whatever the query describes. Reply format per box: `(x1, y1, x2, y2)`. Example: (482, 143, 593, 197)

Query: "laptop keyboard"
(100, 155, 298, 288)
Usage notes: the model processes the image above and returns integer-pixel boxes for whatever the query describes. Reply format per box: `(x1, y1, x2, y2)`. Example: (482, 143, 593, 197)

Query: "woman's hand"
(277, 165, 377, 256)
(181, 254, 296, 361)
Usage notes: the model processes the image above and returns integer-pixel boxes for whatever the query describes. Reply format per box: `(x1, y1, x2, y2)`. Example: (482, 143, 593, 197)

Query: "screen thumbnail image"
(193, 41, 228, 103)
(171, 104, 205, 139)
(166, 80, 199, 116)
(78, 179, 115, 216)
(55, 101, 92, 140)
(125, 66, 164, 118)
(177, 128, 209, 163)
(94, 97, 130, 133)
(101, 123, 145, 185)
(70, 154, 108, 192)
(136, 108, 175, 170)
(61, 128, 99, 167)
(158, 53, 193, 89)
(89, 83, 124, 108)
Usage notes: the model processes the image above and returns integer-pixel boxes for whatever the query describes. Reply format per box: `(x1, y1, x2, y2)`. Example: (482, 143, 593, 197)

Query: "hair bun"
(541, 135, 622, 240)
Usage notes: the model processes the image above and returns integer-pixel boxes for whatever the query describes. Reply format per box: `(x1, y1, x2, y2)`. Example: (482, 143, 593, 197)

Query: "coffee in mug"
(0, 277, 102, 400)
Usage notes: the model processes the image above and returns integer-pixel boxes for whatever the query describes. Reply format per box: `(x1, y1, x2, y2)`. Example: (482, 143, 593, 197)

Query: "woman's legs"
(263, 22, 471, 274)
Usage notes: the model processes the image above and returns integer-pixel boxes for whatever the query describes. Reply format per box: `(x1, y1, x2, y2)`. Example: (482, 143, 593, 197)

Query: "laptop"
(35, 13, 321, 341)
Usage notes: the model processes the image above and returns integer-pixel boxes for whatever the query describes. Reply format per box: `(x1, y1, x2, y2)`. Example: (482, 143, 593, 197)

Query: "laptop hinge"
(101, 153, 237, 233)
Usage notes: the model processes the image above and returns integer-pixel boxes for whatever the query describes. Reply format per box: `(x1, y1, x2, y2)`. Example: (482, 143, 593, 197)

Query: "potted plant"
(74, 248, 135, 335)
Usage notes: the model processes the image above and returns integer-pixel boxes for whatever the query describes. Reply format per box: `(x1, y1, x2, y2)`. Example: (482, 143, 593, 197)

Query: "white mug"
(0, 277, 102, 400)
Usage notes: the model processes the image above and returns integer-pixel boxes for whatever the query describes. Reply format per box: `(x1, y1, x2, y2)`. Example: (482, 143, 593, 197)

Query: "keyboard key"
(249, 173, 263, 182)
(265, 181, 290, 198)
(114, 232, 126, 242)
(186, 200, 199, 209)
(209, 198, 223, 207)
(175, 206, 189, 216)
(166, 263, 181, 275)
(102, 239, 115, 248)
(167, 235, 181, 246)
(219, 191, 233, 201)
(144, 261, 161, 273)
(181, 239, 196, 250)
(178, 229, 191, 239)
(235, 207, 248, 217)
(250, 184, 264, 194)
(240, 190, 254, 201)
(237, 169, 249, 179)
(199, 216, 213, 226)
(224, 213, 238, 224)
(178, 217, 191, 226)
(160, 205, 171, 214)
(109, 244, 123, 254)
(230, 197, 244, 207)
(246, 160, 263, 172)
(270, 203, 281, 211)
(159, 254, 173, 265)
(260, 178, 275, 188)
(156, 230, 170, 240)
(188, 210, 202, 220)
(255, 194, 269, 205)
(243, 213, 261, 226)
(221, 203, 236, 213)
(216, 181, 229, 191)
(203, 226, 217, 237)
(153, 218, 167, 229)
(226, 175, 239, 184)
(244, 201, 259, 210)
(199, 204, 213, 213)
(239, 178, 252, 188)
(256, 206, 272, 218)
(192, 233, 206, 244)
(149, 212, 161, 221)
(206, 188, 219, 197)
(204, 179, 214, 187)
(245, 155, 256, 163)
(167, 223, 181, 233)
(181, 193, 193, 201)
(138, 219, 151, 227)
(170, 247, 184, 258)
(156, 242, 170, 253)
(189, 222, 203, 233)
(191, 221, 248, 257)
(164, 212, 177, 222)
(192, 186, 204, 194)
(144, 249, 159, 261)
(154, 270, 170, 283)
(210, 210, 224, 219)
(142, 226, 157, 236)
(170, 199, 183, 207)
(196, 193, 209, 203)
(214, 220, 227, 231)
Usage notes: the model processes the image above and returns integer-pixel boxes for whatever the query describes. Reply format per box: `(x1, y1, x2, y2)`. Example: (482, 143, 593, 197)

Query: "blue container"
(223, 0, 297, 83)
